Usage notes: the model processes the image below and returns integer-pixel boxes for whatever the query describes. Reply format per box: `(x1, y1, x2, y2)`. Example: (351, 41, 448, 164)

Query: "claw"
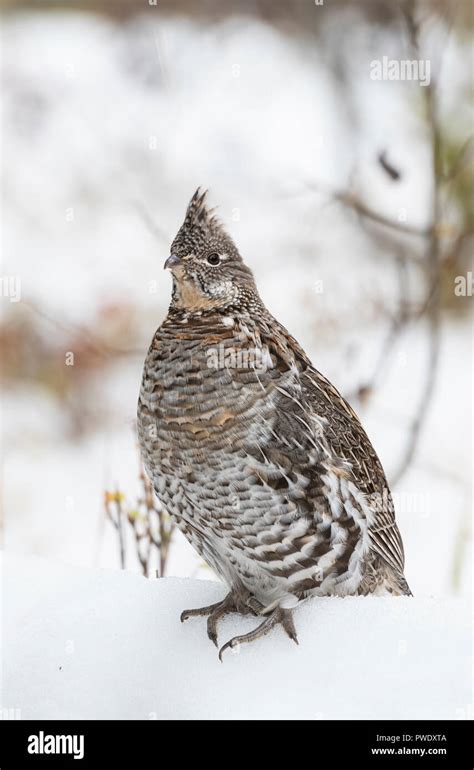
(219, 637, 239, 662)
(207, 600, 235, 647)
(180, 599, 224, 624)
(207, 626, 219, 647)
(281, 609, 299, 645)
(218, 607, 298, 661)
(180, 592, 239, 646)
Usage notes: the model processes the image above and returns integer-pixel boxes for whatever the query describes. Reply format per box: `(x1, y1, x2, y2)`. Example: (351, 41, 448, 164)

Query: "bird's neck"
(168, 286, 266, 323)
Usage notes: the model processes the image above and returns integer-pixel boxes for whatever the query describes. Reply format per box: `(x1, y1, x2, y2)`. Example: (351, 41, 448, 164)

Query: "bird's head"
(165, 188, 258, 312)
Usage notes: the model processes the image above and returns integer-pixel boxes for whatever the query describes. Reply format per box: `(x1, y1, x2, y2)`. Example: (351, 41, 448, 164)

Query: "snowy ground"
(2, 553, 471, 720)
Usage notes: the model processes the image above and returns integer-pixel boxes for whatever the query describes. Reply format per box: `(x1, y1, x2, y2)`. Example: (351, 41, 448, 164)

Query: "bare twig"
(450, 507, 471, 592)
(105, 459, 175, 577)
(152, 28, 169, 90)
(378, 150, 402, 181)
(306, 182, 431, 239)
(22, 299, 143, 358)
(23, 300, 112, 358)
(132, 198, 170, 245)
(104, 490, 127, 569)
(346, 247, 411, 403)
(390, 302, 440, 486)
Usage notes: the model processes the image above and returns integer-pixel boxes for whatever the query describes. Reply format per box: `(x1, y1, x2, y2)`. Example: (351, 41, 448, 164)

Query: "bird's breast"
(137, 318, 280, 475)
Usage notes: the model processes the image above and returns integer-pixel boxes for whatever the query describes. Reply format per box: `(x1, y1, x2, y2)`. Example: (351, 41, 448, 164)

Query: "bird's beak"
(164, 254, 181, 270)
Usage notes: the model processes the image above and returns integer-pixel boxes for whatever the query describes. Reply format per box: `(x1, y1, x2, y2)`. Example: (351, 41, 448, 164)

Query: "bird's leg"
(181, 591, 263, 647)
(218, 606, 298, 661)
(180, 591, 241, 646)
(206, 593, 244, 647)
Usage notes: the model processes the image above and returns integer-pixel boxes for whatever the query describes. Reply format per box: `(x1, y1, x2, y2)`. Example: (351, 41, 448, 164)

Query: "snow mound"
(2, 553, 471, 720)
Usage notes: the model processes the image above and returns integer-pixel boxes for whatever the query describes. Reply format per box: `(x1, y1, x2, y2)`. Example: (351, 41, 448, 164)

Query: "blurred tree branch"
(391, 0, 444, 485)
(306, 182, 432, 240)
(306, 0, 472, 486)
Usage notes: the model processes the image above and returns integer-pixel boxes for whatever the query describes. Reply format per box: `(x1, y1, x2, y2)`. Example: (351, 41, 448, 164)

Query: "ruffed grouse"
(138, 189, 411, 660)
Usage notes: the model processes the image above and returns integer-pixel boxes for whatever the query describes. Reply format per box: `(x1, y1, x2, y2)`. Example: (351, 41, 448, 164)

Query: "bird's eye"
(206, 252, 220, 266)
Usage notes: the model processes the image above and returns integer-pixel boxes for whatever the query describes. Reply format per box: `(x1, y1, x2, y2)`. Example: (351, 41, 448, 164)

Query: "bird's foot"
(218, 606, 298, 662)
(180, 592, 259, 647)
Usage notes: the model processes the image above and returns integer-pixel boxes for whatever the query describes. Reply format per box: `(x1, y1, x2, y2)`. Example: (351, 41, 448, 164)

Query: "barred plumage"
(137, 188, 411, 658)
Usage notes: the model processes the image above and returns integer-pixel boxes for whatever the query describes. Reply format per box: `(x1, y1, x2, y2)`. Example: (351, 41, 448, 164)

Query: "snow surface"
(2, 553, 471, 720)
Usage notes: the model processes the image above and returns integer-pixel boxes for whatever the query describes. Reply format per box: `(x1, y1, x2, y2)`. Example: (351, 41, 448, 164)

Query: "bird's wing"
(256, 315, 405, 577)
(301, 366, 405, 575)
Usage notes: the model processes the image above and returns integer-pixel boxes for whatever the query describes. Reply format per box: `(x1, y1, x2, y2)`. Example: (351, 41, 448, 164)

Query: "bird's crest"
(170, 187, 243, 266)
(183, 188, 222, 234)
